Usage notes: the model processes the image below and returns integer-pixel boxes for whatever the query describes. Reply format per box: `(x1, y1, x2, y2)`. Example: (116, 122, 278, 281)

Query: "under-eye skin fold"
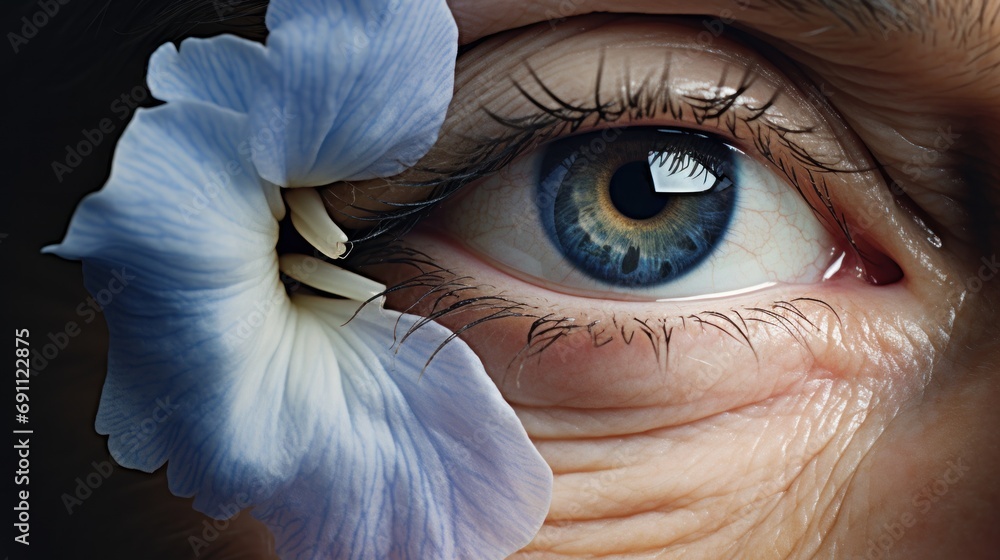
(331, 15, 900, 363)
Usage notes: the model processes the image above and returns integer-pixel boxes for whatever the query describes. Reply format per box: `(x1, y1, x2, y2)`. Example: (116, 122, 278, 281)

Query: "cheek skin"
(362, 232, 943, 557)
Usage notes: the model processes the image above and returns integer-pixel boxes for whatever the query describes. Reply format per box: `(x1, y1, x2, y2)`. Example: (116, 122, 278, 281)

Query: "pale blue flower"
(43, 0, 552, 558)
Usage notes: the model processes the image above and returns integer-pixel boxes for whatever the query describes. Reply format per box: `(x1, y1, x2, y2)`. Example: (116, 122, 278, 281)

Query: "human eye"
(333, 15, 900, 315)
(442, 125, 839, 300)
(321, 14, 937, 554)
(414, 22, 874, 304)
(329, 15, 909, 362)
(425, 22, 907, 300)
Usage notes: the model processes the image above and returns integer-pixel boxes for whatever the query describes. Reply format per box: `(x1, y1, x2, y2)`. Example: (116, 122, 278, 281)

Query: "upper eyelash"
(336, 55, 864, 262)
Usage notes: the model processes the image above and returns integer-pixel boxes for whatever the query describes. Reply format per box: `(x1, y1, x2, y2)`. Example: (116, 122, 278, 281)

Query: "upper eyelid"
(340, 58, 853, 245)
(486, 59, 848, 175)
(336, 16, 889, 268)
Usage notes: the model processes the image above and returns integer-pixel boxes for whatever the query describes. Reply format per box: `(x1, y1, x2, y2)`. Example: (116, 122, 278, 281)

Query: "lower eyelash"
(350, 243, 843, 373)
(354, 243, 540, 367)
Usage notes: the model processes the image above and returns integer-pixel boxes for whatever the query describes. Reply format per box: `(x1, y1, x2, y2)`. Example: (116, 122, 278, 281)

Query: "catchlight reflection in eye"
(438, 126, 844, 301)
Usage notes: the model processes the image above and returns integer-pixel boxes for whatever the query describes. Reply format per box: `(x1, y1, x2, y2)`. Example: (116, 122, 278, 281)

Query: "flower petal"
(256, 296, 552, 559)
(43, 100, 291, 509)
(148, 37, 268, 113)
(45, 96, 551, 560)
(249, 0, 458, 186)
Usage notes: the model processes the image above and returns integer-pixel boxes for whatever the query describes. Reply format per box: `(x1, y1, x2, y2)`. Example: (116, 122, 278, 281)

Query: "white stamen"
(285, 188, 349, 259)
(280, 254, 386, 305)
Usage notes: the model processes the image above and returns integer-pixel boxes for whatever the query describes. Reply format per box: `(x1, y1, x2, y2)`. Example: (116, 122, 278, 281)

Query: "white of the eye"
(694, 155, 836, 288)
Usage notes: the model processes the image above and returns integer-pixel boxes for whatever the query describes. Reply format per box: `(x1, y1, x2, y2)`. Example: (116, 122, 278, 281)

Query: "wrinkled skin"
(344, 2, 1000, 558)
(30, 1, 999, 559)
(444, 3, 1000, 558)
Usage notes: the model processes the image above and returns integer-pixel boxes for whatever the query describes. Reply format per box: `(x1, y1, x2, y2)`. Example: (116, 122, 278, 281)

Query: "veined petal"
(43, 101, 293, 510)
(148, 37, 268, 113)
(45, 94, 551, 559)
(250, 0, 458, 186)
(43, 102, 283, 276)
(258, 296, 552, 560)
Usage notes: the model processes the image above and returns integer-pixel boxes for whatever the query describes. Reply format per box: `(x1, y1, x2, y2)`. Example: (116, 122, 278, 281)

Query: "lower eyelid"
(357, 231, 929, 432)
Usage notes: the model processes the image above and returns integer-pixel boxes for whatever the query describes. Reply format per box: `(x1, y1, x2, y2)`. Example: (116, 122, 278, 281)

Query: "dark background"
(4, 2, 276, 557)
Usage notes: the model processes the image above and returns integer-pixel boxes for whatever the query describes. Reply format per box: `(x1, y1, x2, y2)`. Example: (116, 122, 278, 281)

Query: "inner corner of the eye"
(834, 229, 903, 286)
(859, 244, 905, 287)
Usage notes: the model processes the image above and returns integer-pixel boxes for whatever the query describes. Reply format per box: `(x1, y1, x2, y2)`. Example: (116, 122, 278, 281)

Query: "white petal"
(47, 2, 551, 558)
(254, 297, 552, 559)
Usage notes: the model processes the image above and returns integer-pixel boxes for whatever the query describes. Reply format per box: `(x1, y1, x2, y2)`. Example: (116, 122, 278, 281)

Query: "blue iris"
(537, 128, 739, 288)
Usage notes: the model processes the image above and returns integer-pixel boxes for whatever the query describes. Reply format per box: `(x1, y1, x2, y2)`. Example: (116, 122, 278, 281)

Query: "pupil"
(608, 160, 669, 220)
